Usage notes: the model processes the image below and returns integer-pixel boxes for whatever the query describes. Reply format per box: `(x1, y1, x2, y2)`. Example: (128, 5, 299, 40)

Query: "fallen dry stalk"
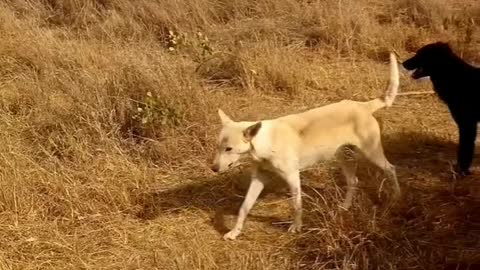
(397, 91, 435, 96)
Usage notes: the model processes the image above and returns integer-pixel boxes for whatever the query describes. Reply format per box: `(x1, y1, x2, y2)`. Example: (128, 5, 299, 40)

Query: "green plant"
(132, 91, 182, 129)
(196, 31, 213, 58)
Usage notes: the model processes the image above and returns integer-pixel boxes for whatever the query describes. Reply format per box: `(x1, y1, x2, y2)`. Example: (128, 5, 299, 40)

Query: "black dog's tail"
(364, 53, 400, 112)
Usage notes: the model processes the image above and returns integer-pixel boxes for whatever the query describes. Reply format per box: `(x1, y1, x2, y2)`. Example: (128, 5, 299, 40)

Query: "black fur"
(403, 42, 480, 175)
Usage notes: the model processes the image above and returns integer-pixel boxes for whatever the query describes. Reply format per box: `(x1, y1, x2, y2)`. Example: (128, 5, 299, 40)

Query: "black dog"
(403, 42, 480, 175)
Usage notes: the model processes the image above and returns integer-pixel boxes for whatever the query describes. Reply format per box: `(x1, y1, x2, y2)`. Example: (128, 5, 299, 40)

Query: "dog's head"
(211, 109, 262, 173)
(402, 42, 453, 79)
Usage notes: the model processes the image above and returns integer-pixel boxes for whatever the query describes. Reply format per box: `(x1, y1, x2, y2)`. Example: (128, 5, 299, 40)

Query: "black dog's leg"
(456, 121, 477, 175)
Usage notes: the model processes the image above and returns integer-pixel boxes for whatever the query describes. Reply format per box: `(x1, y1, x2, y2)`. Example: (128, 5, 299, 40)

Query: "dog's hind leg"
(223, 168, 266, 240)
(337, 146, 359, 210)
(361, 141, 401, 199)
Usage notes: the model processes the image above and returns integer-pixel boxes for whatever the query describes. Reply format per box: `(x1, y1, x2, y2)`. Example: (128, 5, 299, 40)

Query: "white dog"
(212, 53, 400, 240)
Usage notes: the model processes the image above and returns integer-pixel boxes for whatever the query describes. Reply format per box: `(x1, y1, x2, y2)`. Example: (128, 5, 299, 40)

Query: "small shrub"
(126, 91, 184, 140)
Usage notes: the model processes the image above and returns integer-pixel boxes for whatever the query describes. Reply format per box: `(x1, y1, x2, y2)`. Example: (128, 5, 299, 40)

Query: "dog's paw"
(452, 164, 471, 178)
(288, 223, 302, 233)
(223, 229, 240, 240)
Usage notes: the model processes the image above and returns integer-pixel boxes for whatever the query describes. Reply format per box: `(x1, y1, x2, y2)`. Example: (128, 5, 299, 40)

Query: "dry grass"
(0, 0, 479, 269)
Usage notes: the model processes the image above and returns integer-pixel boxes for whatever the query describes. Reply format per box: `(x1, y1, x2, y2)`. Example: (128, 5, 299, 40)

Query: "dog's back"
(277, 100, 362, 131)
(431, 52, 480, 119)
(267, 101, 381, 168)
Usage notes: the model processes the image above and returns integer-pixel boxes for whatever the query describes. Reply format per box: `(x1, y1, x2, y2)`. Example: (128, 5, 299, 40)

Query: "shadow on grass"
(132, 169, 291, 234)
(294, 131, 480, 269)
(132, 131, 480, 269)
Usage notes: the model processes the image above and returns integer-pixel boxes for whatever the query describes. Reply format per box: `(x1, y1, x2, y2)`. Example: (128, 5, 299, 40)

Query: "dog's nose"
(211, 164, 220, 173)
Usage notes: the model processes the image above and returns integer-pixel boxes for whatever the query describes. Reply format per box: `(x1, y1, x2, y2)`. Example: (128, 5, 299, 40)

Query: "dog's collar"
(248, 143, 262, 162)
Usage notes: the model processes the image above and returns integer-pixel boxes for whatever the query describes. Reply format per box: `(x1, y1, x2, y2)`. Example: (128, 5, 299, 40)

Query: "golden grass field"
(0, 0, 479, 269)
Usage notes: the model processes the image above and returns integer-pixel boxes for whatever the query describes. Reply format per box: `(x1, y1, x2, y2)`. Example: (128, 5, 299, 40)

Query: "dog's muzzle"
(211, 164, 220, 173)
(410, 67, 425, 79)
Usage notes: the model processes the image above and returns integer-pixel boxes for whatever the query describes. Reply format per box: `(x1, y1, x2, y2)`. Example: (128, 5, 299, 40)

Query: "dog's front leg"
(456, 121, 477, 175)
(285, 171, 302, 233)
(224, 171, 265, 240)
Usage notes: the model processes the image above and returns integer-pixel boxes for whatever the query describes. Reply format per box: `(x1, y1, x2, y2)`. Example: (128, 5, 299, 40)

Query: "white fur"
(212, 53, 401, 240)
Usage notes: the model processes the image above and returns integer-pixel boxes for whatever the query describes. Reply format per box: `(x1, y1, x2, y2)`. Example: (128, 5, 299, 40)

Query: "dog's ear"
(243, 122, 262, 141)
(218, 109, 233, 125)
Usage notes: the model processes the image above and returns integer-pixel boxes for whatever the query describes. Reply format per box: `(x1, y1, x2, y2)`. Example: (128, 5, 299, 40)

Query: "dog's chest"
(253, 158, 280, 173)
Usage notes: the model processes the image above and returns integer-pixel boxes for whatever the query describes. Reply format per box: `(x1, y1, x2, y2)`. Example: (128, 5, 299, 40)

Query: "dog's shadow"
(383, 130, 461, 177)
(132, 169, 292, 234)
(132, 131, 477, 235)
(296, 131, 480, 269)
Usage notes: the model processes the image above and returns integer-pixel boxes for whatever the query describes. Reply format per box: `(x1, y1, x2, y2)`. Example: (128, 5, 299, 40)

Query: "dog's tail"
(364, 52, 399, 113)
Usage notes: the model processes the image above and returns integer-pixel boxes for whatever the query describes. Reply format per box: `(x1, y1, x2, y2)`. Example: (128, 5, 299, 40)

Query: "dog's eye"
(225, 147, 232, 152)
